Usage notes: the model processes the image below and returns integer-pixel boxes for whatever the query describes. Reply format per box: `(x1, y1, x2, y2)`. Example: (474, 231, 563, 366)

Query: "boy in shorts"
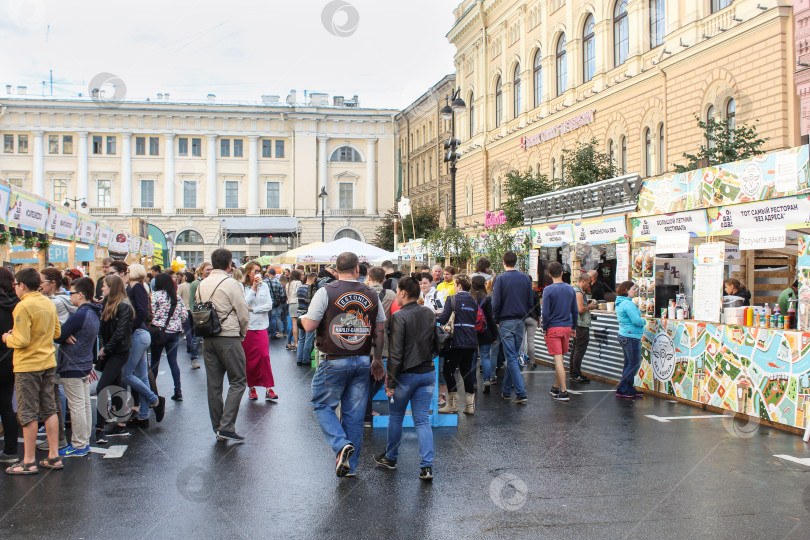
(541, 262, 578, 402)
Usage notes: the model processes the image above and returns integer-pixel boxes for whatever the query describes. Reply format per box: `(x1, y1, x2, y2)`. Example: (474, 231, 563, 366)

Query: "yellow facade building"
(447, 0, 801, 227)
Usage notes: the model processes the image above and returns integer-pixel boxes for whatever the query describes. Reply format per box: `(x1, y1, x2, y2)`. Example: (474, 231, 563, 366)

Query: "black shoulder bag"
(192, 278, 233, 338)
(149, 296, 178, 349)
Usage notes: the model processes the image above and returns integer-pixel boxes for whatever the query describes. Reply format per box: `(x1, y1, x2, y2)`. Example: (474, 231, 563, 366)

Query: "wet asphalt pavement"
(2, 338, 810, 539)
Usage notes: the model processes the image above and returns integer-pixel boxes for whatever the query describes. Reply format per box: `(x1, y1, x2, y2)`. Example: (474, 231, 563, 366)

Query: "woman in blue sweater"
(614, 281, 646, 398)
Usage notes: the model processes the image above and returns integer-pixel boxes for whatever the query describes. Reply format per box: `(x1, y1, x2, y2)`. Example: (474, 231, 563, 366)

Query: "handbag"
(149, 296, 177, 348)
(192, 278, 233, 338)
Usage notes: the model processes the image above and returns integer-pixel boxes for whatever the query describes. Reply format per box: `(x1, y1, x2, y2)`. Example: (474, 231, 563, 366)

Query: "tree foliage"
(560, 138, 620, 189)
(426, 226, 475, 270)
(674, 115, 768, 173)
(373, 204, 440, 252)
(502, 169, 554, 228)
(478, 224, 532, 274)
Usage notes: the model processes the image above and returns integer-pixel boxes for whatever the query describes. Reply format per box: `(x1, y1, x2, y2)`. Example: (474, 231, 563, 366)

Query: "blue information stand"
(372, 357, 458, 428)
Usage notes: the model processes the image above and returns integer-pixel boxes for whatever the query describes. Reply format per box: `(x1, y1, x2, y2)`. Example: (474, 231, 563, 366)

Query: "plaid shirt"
(266, 277, 287, 306)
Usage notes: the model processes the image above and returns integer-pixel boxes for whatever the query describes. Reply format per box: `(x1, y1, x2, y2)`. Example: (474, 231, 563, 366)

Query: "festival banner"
(96, 227, 112, 248)
(532, 223, 574, 247)
(6, 192, 48, 232)
(574, 217, 627, 245)
(75, 218, 97, 244)
(706, 195, 810, 235)
(46, 205, 78, 241)
(148, 224, 169, 267)
(631, 209, 708, 242)
(0, 184, 10, 225)
(127, 234, 142, 255)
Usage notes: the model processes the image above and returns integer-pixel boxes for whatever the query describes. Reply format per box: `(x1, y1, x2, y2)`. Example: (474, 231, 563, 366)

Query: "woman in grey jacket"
(373, 277, 436, 481)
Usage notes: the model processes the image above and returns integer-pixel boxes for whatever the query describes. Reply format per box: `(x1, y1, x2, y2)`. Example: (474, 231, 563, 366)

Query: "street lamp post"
(319, 186, 328, 242)
(64, 197, 88, 209)
(441, 89, 466, 228)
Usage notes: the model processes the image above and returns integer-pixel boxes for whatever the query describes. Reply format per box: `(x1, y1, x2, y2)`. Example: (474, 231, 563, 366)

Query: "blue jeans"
(475, 343, 493, 382)
(269, 306, 285, 335)
(311, 356, 370, 474)
(386, 372, 434, 467)
(151, 332, 182, 394)
(182, 312, 194, 353)
(498, 319, 527, 398)
(617, 336, 641, 394)
(297, 330, 315, 364)
(123, 329, 158, 419)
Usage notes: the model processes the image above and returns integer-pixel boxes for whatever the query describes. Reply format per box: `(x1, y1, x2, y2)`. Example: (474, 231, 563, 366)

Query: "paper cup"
(607, 302, 615, 312)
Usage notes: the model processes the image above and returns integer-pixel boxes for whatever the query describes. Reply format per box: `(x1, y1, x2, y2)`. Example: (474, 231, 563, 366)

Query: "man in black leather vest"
(301, 252, 385, 478)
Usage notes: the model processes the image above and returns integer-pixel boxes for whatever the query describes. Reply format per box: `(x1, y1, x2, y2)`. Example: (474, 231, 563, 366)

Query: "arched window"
(614, 1, 629, 67)
(468, 92, 475, 138)
(712, 0, 733, 13)
(620, 135, 627, 174)
(658, 124, 665, 174)
(726, 98, 736, 131)
(334, 228, 361, 241)
(706, 105, 716, 150)
(495, 77, 503, 127)
(583, 15, 595, 82)
(513, 64, 522, 117)
(330, 146, 363, 162)
(176, 230, 204, 244)
(650, 0, 665, 49)
(533, 49, 543, 107)
(556, 35, 567, 96)
(644, 128, 653, 177)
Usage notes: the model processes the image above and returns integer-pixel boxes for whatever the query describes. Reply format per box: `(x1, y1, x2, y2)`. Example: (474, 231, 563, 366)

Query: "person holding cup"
(615, 281, 646, 398)
(570, 274, 597, 384)
(241, 262, 278, 402)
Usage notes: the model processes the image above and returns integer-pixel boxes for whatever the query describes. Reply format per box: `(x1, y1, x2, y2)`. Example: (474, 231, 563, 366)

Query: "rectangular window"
(140, 179, 154, 208)
(8, 177, 23, 188)
(275, 140, 285, 158)
(135, 137, 146, 155)
(221, 139, 230, 157)
(49, 134, 59, 154)
(229, 251, 246, 263)
(92, 135, 103, 154)
(225, 181, 238, 208)
(3, 134, 13, 153)
(53, 179, 67, 204)
(262, 139, 272, 158)
(177, 251, 204, 269)
(62, 135, 73, 154)
(17, 134, 28, 153)
(183, 181, 196, 208)
(233, 139, 243, 157)
(97, 179, 112, 207)
(191, 138, 201, 157)
(266, 182, 280, 209)
(149, 137, 159, 156)
(178, 137, 188, 156)
(339, 183, 353, 210)
(106, 136, 116, 155)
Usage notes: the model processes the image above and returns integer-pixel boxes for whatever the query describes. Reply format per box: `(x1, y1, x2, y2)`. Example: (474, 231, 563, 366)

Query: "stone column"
(248, 135, 259, 214)
(318, 136, 328, 191)
(77, 132, 88, 206)
(32, 131, 44, 196)
(120, 133, 132, 214)
(163, 133, 175, 214)
(206, 135, 217, 215)
(365, 138, 377, 215)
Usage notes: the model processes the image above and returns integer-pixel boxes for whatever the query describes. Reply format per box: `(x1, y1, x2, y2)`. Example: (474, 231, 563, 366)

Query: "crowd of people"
(0, 247, 646, 481)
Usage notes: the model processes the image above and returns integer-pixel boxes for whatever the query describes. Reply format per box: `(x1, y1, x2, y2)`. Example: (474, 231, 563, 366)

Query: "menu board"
(616, 243, 629, 283)
(632, 246, 656, 316)
(529, 249, 539, 281)
(693, 242, 725, 323)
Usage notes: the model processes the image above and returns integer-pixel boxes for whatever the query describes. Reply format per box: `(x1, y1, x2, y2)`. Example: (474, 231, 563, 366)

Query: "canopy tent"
(294, 237, 392, 264)
(220, 217, 299, 238)
(269, 241, 326, 265)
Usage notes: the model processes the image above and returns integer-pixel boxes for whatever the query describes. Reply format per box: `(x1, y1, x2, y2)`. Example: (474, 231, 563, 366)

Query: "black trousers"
(568, 326, 590, 377)
(95, 352, 128, 429)
(0, 370, 17, 455)
(443, 348, 476, 394)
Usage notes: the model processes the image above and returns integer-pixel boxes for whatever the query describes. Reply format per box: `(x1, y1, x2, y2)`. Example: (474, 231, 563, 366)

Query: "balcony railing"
(176, 208, 204, 216)
(218, 208, 246, 216)
(259, 208, 290, 216)
(133, 207, 161, 216)
(329, 208, 366, 216)
(89, 207, 118, 216)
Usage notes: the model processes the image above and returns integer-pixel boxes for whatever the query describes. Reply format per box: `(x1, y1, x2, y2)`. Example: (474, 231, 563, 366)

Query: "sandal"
(6, 462, 38, 475)
(39, 457, 64, 470)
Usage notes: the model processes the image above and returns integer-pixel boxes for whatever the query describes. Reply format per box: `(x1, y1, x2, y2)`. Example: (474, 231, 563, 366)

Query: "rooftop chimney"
(16, 86, 27, 95)
(310, 93, 328, 106)
(261, 95, 280, 104)
(157, 93, 163, 100)
(163, 93, 170, 100)
(207, 93, 216, 103)
(333, 96, 344, 107)
(286, 90, 297, 105)
(5, 85, 11, 94)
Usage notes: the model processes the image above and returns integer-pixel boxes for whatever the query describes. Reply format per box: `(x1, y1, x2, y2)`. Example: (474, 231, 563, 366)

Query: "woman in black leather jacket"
(0, 268, 20, 463)
(96, 275, 134, 445)
(437, 274, 479, 415)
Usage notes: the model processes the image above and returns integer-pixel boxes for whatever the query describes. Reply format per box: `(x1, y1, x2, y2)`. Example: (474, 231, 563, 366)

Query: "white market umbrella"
(295, 237, 393, 264)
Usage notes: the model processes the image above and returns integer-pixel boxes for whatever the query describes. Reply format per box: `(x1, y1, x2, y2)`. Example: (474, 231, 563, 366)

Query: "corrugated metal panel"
(533, 313, 625, 382)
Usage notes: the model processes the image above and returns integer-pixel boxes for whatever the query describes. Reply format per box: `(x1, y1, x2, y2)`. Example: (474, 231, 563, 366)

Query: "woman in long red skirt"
(241, 262, 278, 401)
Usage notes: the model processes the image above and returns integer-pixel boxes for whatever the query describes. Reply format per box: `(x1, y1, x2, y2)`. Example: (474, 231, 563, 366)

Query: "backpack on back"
(474, 297, 488, 334)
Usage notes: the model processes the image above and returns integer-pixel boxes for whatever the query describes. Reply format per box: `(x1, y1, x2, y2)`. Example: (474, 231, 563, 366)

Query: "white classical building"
(0, 90, 397, 266)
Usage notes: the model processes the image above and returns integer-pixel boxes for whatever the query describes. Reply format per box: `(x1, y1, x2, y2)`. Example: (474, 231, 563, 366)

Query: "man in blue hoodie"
(541, 262, 578, 402)
(55, 278, 101, 458)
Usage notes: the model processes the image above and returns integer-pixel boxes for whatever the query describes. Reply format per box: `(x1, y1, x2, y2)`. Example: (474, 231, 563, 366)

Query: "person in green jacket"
(777, 280, 798, 315)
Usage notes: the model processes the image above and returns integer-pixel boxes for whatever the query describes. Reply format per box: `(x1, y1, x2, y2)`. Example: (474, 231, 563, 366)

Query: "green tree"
(373, 204, 440, 252)
(502, 169, 554, 228)
(560, 138, 620, 189)
(674, 115, 768, 173)
(426, 226, 474, 270)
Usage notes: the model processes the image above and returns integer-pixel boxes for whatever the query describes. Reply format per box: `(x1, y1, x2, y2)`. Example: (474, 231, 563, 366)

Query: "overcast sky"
(0, 0, 458, 110)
